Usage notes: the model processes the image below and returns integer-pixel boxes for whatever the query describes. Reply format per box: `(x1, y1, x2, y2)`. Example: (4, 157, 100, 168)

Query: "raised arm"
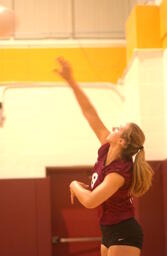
(54, 57, 110, 144)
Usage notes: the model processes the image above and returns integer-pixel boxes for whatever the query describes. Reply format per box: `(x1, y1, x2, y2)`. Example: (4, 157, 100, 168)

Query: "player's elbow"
(83, 197, 99, 209)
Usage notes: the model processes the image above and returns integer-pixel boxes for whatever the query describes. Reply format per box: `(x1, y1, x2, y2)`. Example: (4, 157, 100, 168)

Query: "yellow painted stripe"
(0, 47, 126, 83)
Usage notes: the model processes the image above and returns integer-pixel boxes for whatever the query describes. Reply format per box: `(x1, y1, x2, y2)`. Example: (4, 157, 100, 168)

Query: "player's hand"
(0, 104, 5, 127)
(78, 182, 89, 190)
(54, 57, 74, 82)
(69, 181, 90, 205)
(70, 188, 75, 204)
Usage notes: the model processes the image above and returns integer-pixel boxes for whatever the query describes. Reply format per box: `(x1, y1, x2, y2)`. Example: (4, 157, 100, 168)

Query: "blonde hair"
(121, 123, 154, 197)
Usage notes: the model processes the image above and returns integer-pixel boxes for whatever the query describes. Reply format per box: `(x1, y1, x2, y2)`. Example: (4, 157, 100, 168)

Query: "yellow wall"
(160, 0, 167, 48)
(2, 1, 167, 83)
(0, 47, 126, 83)
(126, 5, 161, 62)
(136, 6, 161, 48)
(126, 7, 137, 63)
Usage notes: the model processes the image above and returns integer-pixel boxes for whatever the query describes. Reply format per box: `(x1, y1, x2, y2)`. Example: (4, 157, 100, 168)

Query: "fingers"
(56, 58, 72, 75)
(52, 68, 61, 75)
(71, 191, 74, 204)
(54, 56, 73, 81)
(79, 182, 89, 189)
(56, 56, 65, 64)
(70, 181, 75, 204)
(0, 106, 5, 127)
(56, 57, 70, 68)
(70, 189, 75, 204)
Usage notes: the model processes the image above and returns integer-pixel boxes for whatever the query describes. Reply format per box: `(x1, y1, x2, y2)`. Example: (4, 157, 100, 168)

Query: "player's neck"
(105, 144, 122, 166)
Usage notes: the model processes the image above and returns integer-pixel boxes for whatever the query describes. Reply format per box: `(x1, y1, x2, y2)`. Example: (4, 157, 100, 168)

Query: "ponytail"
(130, 148, 154, 197)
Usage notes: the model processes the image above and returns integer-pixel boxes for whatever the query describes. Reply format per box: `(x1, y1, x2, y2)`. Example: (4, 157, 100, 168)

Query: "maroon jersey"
(91, 143, 135, 225)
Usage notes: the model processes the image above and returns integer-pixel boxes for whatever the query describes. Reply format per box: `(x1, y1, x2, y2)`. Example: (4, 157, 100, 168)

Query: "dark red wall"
(134, 161, 165, 256)
(0, 161, 166, 256)
(162, 160, 167, 256)
(48, 167, 101, 256)
(0, 178, 52, 256)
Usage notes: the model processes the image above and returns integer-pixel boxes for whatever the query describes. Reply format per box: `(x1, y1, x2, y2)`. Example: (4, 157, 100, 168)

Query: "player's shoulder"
(98, 142, 110, 157)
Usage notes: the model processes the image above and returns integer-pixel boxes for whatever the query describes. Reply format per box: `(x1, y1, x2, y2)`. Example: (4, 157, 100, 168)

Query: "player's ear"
(119, 137, 127, 148)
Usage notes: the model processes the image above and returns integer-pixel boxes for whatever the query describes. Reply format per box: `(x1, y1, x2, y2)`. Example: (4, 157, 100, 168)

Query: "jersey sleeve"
(97, 143, 110, 161)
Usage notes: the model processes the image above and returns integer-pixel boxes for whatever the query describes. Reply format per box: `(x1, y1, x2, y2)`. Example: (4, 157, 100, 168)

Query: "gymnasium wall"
(0, 46, 166, 179)
(0, 44, 127, 178)
(120, 2, 167, 255)
(0, 2, 167, 256)
(124, 0, 167, 160)
(164, 49, 167, 155)
(0, 2, 166, 177)
(164, 48, 167, 156)
(0, 84, 125, 178)
(121, 49, 166, 160)
(160, 0, 167, 48)
(0, 178, 52, 256)
(160, 0, 167, 154)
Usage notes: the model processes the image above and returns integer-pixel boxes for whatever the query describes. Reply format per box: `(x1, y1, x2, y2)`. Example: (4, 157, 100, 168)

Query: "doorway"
(47, 167, 101, 256)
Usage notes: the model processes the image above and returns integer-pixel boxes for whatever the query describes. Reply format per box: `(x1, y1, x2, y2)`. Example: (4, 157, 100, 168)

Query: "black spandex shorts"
(100, 218, 143, 250)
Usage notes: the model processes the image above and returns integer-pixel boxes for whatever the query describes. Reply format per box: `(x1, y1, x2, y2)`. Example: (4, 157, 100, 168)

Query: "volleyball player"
(55, 57, 153, 256)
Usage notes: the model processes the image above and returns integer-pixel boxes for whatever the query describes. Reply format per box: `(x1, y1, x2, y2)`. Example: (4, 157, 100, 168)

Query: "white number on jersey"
(91, 172, 98, 189)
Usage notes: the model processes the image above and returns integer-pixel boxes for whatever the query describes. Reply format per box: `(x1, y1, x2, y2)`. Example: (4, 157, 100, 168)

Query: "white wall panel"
(122, 57, 140, 125)
(122, 50, 166, 160)
(163, 49, 167, 157)
(0, 0, 12, 8)
(74, 0, 132, 38)
(14, 0, 72, 38)
(0, 0, 138, 39)
(0, 84, 124, 178)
